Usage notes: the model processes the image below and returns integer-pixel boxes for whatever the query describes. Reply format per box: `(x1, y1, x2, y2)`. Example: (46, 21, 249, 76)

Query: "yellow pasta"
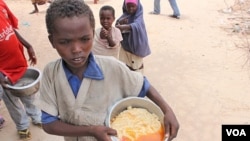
(111, 106, 163, 141)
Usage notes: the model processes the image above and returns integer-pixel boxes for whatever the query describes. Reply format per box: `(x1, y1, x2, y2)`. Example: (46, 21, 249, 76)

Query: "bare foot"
(29, 10, 38, 14)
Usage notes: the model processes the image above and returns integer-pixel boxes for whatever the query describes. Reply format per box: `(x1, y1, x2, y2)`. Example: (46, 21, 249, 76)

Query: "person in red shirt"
(0, 0, 41, 140)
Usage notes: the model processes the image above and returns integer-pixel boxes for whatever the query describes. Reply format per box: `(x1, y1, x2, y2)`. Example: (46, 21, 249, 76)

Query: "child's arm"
(146, 85, 179, 141)
(42, 120, 117, 140)
(115, 24, 131, 32)
(14, 30, 37, 66)
(116, 16, 129, 25)
(14, 30, 32, 49)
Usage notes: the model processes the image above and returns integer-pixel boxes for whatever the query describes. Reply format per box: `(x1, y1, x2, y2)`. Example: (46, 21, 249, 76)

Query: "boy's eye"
(59, 40, 70, 45)
(101, 17, 111, 21)
(81, 37, 90, 42)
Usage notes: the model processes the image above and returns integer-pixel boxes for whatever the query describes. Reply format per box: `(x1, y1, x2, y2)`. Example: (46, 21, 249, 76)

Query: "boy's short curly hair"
(99, 5, 115, 17)
(46, 0, 95, 35)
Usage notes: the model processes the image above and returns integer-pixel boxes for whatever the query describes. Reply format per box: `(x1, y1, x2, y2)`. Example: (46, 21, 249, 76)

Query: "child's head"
(125, 0, 138, 14)
(99, 5, 115, 30)
(46, 0, 95, 35)
(45, 0, 96, 70)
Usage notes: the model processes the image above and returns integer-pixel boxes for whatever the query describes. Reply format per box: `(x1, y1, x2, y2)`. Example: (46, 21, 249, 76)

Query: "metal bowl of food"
(106, 97, 165, 141)
(6, 67, 41, 97)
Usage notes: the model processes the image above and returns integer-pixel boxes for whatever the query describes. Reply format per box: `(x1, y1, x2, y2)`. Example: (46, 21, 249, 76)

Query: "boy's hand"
(27, 47, 37, 66)
(92, 125, 117, 141)
(118, 18, 128, 25)
(100, 28, 112, 39)
(115, 24, 128, 33)
(163, 110, 179, 141)
(100, 28, 108, 39)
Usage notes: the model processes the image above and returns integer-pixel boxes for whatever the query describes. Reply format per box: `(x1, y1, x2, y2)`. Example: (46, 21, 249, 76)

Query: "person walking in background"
(30, 0, 47, 14)
(39, 0, 179, 140)
(0, 0, 42, 140)
(92, 5, 123, 59)
(116, 0, 151, 73)
(150, 0, 181, 19)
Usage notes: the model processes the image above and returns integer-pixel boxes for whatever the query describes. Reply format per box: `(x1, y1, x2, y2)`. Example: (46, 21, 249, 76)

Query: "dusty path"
(1, 0, 250, 141)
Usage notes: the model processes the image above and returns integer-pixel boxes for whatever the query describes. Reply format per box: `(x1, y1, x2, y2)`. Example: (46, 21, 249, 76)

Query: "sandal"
(33, 122, 42, 128)
(18, 129, 31, 140)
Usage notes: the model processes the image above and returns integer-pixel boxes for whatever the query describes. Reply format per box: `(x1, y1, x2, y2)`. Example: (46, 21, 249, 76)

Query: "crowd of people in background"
(0, 0, 180, 140)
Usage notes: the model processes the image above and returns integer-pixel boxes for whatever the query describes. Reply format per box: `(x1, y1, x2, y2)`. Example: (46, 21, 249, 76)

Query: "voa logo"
(226, 129, 246, 136)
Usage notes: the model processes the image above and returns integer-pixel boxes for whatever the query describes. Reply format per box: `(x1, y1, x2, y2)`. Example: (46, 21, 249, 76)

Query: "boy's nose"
(72, 42, 82, 53)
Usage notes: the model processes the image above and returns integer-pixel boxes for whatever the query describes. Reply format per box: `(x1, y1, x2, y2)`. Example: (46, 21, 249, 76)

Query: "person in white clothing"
(92, 5, 123, 59)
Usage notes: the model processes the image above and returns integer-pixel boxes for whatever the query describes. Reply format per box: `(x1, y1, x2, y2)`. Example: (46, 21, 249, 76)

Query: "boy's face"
(99, 10, 115, 30)
(49, 16, 94, 71)
(126, 3, 137, 14)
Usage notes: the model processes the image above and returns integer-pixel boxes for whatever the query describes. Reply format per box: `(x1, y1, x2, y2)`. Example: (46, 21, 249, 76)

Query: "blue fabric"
(118, 0, 151, 57)
(168, 0, 180, 16)
(41, 53, 150, 124)
(63, 67, 81, 97)
(138, 77, 150, 97)
(63, 53, 103, 97)
(42, 111, 59, 124)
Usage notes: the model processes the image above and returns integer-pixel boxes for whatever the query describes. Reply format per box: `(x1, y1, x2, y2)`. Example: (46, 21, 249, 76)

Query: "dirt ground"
(1, 0, 250, 141)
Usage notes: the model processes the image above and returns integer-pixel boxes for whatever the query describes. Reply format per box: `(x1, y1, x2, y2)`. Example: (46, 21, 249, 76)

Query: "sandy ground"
(1, 0, 250, 140)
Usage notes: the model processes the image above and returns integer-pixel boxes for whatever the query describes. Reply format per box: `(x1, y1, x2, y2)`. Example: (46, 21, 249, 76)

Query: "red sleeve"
(0, 0, 18, 29)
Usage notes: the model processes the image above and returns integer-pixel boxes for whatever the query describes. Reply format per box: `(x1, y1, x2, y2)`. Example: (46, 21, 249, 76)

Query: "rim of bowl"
(106, 97, 164, 127)
(6, 67, 42, 90)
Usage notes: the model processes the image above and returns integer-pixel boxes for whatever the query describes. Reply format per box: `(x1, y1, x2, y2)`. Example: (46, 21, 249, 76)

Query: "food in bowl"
(111, 106, 164, 141)
(6, 67, 41, 97)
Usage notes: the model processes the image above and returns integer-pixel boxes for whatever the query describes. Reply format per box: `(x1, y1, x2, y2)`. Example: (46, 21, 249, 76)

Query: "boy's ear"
(48, 35, 55, 48)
